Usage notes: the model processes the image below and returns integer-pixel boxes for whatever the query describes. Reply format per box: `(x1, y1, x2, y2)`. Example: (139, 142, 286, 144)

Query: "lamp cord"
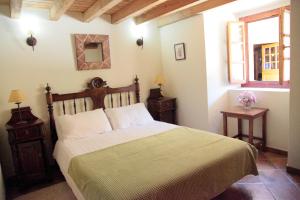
(17, 103, 23, 122)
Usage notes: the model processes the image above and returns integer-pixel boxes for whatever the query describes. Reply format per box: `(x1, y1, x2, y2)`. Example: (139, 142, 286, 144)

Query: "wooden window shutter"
(227, 21, 246, 84)
(279, 8, 291, 83)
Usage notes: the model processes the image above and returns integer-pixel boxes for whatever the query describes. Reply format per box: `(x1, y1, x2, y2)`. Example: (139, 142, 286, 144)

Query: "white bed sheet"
(53, 121, 177, 200)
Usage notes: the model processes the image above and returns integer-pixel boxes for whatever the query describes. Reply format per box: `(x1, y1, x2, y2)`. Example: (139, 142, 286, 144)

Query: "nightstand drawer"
(147, 97, 176, 124)
(159, 100, 175, 111)
(15, 126, 41, 140)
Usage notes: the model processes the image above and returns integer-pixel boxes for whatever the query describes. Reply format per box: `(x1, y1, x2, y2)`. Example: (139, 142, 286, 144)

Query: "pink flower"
(237, 91, 256, 107)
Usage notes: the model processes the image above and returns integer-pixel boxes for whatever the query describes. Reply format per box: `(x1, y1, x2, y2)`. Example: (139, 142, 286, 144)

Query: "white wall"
(160, 15, 209, 130)
(228, 89, 289, 150)
(288, 0, 300, 169)
(0, 6, 162, 177)
(203, 8, 237, 134)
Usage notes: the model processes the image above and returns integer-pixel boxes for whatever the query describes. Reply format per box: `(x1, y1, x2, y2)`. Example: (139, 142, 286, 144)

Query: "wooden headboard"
(45, 76, 140, 145)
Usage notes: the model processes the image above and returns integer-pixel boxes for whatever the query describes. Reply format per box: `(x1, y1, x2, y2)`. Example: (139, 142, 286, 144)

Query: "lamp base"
(148, 88, 163, 100)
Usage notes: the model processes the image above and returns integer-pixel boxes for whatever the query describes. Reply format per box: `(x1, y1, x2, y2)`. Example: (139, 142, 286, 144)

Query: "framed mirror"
(74, 34, 111, 70)
(84, 42, 103, 63)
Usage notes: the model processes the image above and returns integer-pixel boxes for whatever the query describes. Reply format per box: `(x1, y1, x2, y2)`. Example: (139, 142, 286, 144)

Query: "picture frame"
(174, 43, 186, 61)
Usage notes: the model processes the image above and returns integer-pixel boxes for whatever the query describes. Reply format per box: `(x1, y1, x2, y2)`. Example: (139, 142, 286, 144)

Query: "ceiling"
(4, 0, 240, 26)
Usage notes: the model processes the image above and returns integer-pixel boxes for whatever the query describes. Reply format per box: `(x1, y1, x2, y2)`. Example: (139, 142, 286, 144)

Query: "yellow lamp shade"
(154, 74, 165, 86)
(8, 90, 25, 103)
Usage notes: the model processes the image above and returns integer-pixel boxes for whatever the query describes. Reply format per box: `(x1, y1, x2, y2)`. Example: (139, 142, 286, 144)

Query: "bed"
(45, 77, 258, 200)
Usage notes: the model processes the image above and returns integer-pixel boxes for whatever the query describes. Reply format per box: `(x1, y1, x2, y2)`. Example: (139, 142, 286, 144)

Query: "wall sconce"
(19, 14, 40, 51)
(26, 34, 37, 51)
(136, 37, 143, 48)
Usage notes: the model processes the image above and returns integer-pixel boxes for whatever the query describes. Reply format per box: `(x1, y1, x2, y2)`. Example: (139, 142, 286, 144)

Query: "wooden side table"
(221, 107, 269, 150)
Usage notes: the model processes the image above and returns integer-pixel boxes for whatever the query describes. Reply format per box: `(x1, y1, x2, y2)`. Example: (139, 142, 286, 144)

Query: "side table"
(221, 107, 269, 150)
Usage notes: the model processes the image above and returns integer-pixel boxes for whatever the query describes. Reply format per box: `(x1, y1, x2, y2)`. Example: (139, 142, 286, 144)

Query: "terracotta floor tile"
(286, 172, 300, 183)
(284, 171, 300, 188)
(265, 182, 300, 200)
(259, 169, 292, 184)
(238, 175, 262, 184)
(238, 184, 276, 200)
(214, 183, 275, 200)
(269, 158, 287, 169)
(212, 184, 253, 200)
(256, 159, 276, 171)
(13, 182, 76, 200)
(257, 151, 268, 161)
(263, 151, 286, 159)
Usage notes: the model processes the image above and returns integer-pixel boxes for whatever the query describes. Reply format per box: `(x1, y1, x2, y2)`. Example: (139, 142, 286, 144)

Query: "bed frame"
(45, 76, 140, 145)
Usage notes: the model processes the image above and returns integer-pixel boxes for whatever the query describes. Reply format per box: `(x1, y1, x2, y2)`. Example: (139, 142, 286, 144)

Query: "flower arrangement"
(237, 91, 256, 109)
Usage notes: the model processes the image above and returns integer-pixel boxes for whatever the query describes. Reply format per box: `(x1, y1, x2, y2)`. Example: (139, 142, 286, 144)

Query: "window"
(227, 7, 290, 88)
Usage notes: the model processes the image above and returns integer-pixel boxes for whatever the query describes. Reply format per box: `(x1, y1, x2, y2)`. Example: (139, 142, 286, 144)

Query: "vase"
(243, 104, 252, 110)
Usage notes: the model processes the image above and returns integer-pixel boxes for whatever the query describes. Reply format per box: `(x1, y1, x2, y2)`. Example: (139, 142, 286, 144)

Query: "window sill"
(230, 87, 289, 93)
(241, 81, 289, 89)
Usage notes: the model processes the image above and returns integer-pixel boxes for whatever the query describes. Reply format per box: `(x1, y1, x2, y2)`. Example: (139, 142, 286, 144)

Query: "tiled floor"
(6, 168, 66, 200)
(213, 151, 300, 200)
(7, 151, 300, 200)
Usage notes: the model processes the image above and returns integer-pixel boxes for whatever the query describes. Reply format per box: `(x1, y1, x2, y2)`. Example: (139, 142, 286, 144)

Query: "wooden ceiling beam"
(83, 0, 123, 22)
(10, 0, 23, 18)
(111, 0, 167, 24)
(157, 0, 236, 27)
(50, 0, 76, 20)
(134, 0, 200, 25)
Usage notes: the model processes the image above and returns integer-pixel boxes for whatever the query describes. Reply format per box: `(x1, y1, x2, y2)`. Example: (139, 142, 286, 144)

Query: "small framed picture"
(174, 43, 186, 61)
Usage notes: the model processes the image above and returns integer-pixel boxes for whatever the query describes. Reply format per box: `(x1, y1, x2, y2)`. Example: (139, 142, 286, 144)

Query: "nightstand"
(147, 97, 176, 124)
(6, 107, 48, 188)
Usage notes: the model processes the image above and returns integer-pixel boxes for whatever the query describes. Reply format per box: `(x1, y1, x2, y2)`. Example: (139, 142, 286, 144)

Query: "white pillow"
(105, 103, 154, 130)
(55, 108, 112, 140)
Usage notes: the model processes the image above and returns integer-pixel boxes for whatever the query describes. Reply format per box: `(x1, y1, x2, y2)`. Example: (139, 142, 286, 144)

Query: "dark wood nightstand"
(6, 107, 48, 188)
(147, 97, 176, 124)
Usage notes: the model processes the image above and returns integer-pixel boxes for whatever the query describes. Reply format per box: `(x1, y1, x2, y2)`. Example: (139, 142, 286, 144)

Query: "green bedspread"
(68, 127, 258, 200)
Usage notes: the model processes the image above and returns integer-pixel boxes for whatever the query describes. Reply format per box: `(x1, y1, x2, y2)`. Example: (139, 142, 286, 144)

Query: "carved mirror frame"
(74, 34, 111, 70)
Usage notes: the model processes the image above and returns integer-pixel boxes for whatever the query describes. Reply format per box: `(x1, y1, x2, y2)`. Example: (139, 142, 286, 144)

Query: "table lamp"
(8, 89, 26, 124)
(152, 74, 165, 98)
(154, 74, 165, 90)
